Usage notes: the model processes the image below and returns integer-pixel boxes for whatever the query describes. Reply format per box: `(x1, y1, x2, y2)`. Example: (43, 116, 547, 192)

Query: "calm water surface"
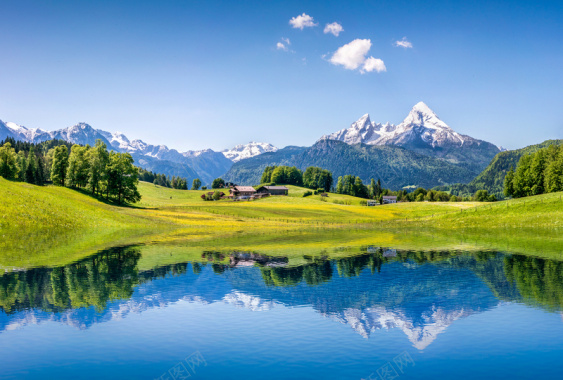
(1, 246, 563, 379)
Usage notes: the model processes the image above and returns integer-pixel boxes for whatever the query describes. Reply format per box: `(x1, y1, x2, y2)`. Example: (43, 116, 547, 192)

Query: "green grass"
(1, 178, 562, 269)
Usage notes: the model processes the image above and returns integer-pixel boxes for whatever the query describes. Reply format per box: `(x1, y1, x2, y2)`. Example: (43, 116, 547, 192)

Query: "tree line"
(259, 165, 333, 192)
(138, 168, 188, 190)
(334, 174, 496, 202)
(0, 138, 72, 186)
(253, 163, 496, 203)
(0, 138, 140, 204)
(504, 144, 563, 198)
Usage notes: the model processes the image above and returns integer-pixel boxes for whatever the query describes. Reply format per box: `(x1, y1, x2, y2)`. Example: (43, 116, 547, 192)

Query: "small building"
(382, 196, 398, 204)
(230, 186, 256, 199)
(251, 193, 270, 200)
(256, 186, 289, 196)
(367, 200, 379, 206)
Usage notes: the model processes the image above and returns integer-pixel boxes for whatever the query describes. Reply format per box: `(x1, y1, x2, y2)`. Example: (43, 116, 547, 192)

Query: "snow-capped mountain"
(1, 119, 277, 184)
(320, 102, 500, 169)
(0, 119, 276, 165)
(320, 113, 396, 146)
(222, 142, 278, 162)
(1, 120, 115, 147)
(322, 102, 474, 148)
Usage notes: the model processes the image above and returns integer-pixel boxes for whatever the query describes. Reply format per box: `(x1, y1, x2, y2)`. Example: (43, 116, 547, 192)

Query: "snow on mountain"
(98, 131, 132, 151)
(222, 142, 278, 162)
(321, 102, 475, 149)
(47, 122, 114, 147)
(0, 119, 50, 142)
(328, 305, 473, 350)
(1, 119, 275, 164)
(182, 148, 215, 158)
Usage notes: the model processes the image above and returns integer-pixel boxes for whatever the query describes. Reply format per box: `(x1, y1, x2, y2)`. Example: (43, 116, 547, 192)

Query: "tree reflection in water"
(1, 245, 563, 317)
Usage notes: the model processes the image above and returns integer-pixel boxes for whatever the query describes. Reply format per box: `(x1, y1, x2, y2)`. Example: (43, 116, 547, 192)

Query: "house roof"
(264, 186, 288, 190)
(233, 186, 256, 192)
(383, 195, 397, 199)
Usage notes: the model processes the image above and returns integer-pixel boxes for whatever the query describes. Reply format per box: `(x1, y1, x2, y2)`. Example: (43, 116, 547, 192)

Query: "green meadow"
(1, 178, 562, 269)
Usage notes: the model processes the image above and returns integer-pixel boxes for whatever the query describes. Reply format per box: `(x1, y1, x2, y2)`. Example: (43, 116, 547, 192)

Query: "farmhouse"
(230, 186, 256, 199)
(383, 196, 398, 204)
(256, 186, 289, 196)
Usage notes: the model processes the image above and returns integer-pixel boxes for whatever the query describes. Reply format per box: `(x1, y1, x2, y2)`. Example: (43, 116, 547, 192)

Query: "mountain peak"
(402, 102, 451, 132)
(412, 101, 433, 114)
(72, 122, 93, 130)
(222, 142, 278, 162)
(357, 113, 370, 122)
(318, 102, 501, 155)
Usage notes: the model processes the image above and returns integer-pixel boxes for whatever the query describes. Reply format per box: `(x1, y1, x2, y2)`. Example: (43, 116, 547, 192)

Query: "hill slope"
(435, 139, 563, 197)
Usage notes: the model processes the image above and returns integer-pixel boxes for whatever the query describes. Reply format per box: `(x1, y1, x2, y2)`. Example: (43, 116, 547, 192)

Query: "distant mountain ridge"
(0, 102, 518, 190)
(223, 139, 478, 189)
(0, 119, 275, 185)
(222, 142, 278, 162)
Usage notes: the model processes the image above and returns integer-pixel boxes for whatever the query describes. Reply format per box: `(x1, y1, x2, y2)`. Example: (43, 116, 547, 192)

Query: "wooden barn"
(256, 186, 289, 196)
(230, 186, 256, 199)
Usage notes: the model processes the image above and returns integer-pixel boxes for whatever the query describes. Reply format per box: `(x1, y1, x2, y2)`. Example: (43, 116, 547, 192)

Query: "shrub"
(303, 191, 313, 197)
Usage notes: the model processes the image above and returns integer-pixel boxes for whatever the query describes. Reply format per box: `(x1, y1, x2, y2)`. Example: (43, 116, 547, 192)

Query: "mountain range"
(224, 102, 501, 189)
(1, 102, 502, 189)
(0, 119, 276, 185)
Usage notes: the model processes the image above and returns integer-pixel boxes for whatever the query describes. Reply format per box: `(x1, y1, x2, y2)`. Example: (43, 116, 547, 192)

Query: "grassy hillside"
(1, 179, 562, 268)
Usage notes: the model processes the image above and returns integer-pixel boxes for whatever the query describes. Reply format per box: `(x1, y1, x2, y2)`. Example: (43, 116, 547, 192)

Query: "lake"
(1, 244, 563, 379)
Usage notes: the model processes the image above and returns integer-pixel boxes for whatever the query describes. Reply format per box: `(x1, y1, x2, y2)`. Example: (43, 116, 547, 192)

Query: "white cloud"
(329, 39, 372, 70)
(361, 57, 387, 73)
(329, 39, 386, 74)
(289, 13, 317, 29)
(395, 37, 413, 48)
(276, 38, 291, 51)
(324, 22, 344, 37)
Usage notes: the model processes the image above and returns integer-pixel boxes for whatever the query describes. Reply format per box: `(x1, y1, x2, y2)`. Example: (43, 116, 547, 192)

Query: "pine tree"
(24, 146, 37, 184)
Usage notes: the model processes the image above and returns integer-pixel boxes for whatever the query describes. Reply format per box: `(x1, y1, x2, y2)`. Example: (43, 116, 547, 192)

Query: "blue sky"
(0, 0, 561, 151)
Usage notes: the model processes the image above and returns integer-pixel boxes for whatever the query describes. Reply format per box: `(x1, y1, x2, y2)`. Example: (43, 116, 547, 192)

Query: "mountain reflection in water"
(1, 246, 563, 350)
